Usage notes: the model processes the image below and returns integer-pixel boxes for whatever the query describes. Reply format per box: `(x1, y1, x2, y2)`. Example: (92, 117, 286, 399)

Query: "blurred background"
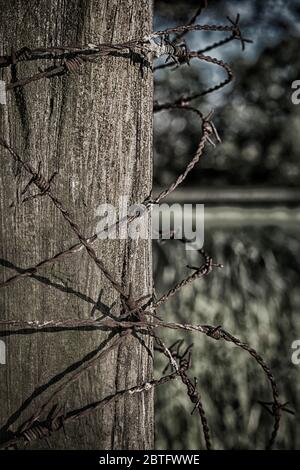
(153, 0, 300, 449)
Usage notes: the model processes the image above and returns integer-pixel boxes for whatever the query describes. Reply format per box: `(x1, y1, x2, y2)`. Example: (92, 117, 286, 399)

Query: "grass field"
(154, 218, 300, 449)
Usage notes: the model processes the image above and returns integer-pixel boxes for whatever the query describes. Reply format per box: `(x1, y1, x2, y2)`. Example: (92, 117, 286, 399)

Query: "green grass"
(154, 224, 300, 449)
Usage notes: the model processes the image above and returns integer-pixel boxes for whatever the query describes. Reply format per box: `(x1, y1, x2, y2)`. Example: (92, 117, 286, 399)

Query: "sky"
(154, 0, 300, 106)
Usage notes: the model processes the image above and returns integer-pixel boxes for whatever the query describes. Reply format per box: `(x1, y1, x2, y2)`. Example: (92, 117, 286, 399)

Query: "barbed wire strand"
(0, 138, 126, 297)
(0, 369, 178, 450)
(0, 316, 282, 449)
(0, 107, 217, 289)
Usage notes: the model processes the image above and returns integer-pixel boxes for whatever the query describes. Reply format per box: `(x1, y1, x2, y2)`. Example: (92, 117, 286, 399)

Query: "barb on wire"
(227, 14, 253, 51)
(258, 400, 294, 417)
(173, 1, 208, 44)
(179, 367, 211, 450)
(155, 339, 193, 374)
(154, 336, 211, 450)
(154, 52, 234, 109)
(153, 246, 223, 310)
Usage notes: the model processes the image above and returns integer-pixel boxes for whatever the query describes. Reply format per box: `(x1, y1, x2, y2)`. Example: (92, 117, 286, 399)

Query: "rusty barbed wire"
(0, 107, 217, 290)
(154, 337, 212, 450)
(149, 22, 242, 39)
(0, 18, 244, 68)
(0, 5, 285, 452)
(154, 13, 253, 72)
(152, 247, 223, 310)
(154, 53, 234, 109)
(0, 14, 243, 92)
(153, 108, 221, 203)
(0, 137, 126, 297)
(0, 366, 178, 450)
(172, 1, 207, 44)
(0, 8, 233, 292)
(0, 315, 283, 449)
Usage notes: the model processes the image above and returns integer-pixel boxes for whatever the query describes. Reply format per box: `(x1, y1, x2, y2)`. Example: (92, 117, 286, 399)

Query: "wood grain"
(0, 0, 153, 449)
